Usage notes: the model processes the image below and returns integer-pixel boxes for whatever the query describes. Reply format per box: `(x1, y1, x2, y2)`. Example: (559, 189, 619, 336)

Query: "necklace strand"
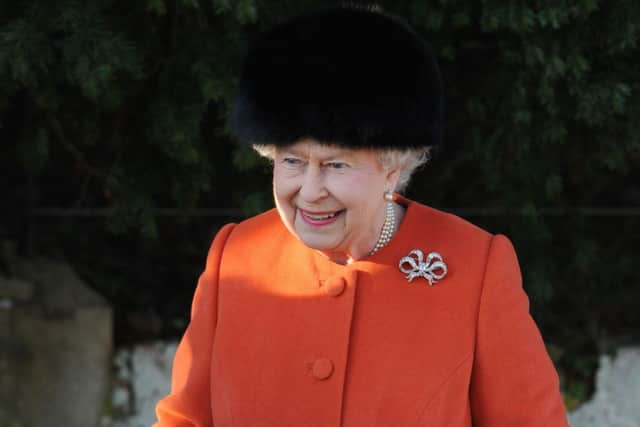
(369, 202, 396, 255)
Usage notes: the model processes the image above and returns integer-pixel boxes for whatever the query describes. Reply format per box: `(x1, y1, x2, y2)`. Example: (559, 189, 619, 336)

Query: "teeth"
(305, 211, 338, 220)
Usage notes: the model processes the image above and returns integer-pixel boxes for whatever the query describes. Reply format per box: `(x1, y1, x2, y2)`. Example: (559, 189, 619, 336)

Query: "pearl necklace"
(369, 202, 396, 255)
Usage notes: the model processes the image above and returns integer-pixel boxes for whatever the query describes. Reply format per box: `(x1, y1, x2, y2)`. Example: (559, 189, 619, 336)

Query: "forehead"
(278, 139, 367, 160)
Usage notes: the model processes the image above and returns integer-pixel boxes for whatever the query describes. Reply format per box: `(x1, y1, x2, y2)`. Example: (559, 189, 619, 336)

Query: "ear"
(385, 167, 401, 193)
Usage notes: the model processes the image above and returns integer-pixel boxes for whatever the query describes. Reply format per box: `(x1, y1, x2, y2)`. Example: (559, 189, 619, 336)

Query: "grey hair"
(378, 147, 431, 193)
(252, 144, 430, 193)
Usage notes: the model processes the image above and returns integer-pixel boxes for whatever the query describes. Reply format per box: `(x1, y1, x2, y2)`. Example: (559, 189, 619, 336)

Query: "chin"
(297, 235, 336, 251)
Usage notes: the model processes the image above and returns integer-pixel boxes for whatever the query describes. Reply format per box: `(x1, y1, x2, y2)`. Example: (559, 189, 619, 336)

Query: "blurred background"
(1, 0, 639, 426)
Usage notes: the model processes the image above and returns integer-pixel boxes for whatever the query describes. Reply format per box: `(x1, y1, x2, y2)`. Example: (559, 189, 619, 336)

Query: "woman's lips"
(299, 208, 344, 226)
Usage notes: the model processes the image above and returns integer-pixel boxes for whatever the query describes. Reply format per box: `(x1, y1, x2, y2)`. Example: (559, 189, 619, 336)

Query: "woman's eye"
(282, 157, 303, 165)
(325, 162, 349, 169)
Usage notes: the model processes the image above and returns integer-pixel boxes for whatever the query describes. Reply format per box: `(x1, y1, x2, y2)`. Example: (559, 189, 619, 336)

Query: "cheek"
(334, 174, 383, 209)
(273, 184, 294, 230)
(273, 174, 297, 212)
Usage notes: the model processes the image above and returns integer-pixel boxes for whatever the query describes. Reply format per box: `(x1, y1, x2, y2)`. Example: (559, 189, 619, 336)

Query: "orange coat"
(154, 199, 569, 427)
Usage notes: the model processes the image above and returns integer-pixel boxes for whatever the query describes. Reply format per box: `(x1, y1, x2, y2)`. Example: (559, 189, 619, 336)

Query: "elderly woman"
(154, 6, 569, 427)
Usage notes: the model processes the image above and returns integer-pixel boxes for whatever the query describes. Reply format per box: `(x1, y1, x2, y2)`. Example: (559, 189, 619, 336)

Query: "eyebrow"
(282, 146, 354, 161)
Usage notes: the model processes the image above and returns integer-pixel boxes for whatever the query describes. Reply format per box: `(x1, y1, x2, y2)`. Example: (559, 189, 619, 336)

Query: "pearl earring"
(384, 191, 394, 202)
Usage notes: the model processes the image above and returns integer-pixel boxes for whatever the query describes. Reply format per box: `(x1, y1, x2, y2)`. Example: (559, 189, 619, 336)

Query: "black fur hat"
(230, 6, 443, 150)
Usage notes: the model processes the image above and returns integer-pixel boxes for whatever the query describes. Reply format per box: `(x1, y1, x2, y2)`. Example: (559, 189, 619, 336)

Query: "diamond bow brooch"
(398, 249, 448, 285)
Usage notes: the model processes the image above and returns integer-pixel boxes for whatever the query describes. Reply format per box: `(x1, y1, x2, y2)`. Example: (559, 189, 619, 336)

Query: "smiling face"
(273, 139, 399, 263)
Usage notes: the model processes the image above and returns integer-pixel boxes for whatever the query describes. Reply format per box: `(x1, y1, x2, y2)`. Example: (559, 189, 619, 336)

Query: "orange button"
(312, 358, 334, 380)
(324, 277, 346, 297)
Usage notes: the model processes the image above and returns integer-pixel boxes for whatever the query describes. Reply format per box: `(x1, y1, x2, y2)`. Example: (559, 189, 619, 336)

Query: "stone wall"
(569, 347, 640, 427)
(108, 342, 177, 427)
(0, 259, 113, 427)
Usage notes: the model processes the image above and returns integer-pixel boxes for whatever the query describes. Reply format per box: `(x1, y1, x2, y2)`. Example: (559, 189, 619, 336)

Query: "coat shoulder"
(228, 208, 285, 237)
(223, 208, 294, 254)
(397, 202, 497, 292)
(406, 201, 494, 249)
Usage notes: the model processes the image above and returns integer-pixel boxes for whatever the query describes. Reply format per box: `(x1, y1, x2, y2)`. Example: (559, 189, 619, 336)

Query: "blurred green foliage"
(1, 0, 639, 405)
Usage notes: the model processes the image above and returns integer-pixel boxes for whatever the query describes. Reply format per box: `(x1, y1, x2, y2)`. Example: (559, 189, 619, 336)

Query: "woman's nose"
(299, 168, 328, 202)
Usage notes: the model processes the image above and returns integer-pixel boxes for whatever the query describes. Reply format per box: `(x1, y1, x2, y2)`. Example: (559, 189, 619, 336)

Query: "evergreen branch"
(47, 116, 111, 183)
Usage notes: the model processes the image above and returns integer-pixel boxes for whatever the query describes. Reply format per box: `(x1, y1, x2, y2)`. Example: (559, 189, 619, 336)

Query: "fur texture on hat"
(230, 6, 443, 150)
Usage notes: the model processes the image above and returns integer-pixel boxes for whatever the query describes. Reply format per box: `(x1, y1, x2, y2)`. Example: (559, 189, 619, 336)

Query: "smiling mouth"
(299, 209, 345, 224)
(303, 211, 340, 220)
